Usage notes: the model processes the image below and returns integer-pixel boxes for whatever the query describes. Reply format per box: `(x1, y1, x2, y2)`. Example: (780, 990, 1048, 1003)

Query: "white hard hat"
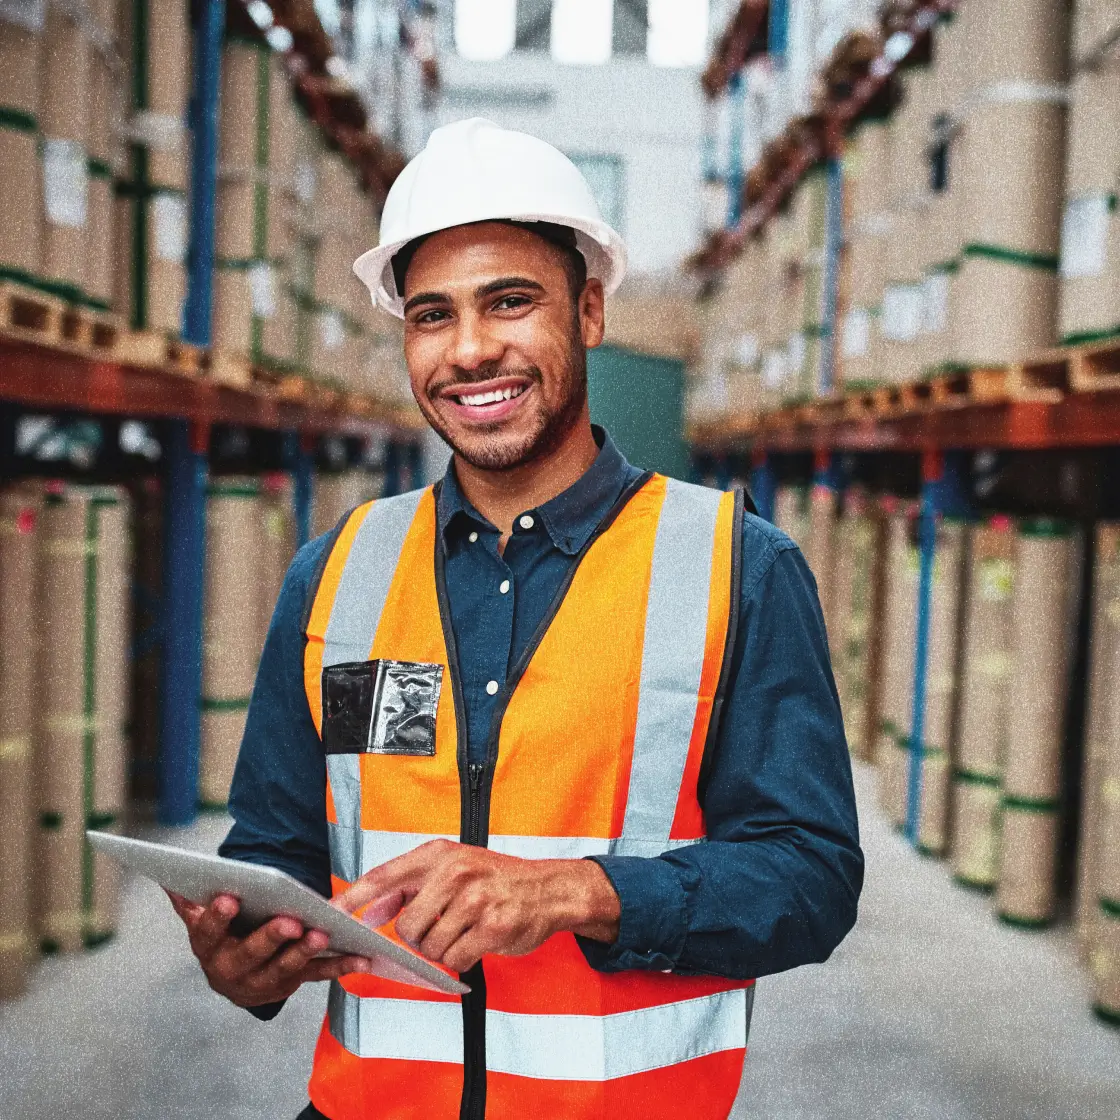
(353, 118, 627, 317)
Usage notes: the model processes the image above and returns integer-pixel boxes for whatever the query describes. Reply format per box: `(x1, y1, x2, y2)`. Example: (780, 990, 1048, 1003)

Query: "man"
(170, 119, 862, 1120)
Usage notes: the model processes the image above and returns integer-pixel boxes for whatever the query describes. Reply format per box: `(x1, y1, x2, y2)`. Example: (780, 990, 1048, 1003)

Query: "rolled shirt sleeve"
(580, 516, 864, 978)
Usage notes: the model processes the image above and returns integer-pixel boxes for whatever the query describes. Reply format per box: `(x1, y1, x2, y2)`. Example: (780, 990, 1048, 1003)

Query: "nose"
(446, 310, 505, 372)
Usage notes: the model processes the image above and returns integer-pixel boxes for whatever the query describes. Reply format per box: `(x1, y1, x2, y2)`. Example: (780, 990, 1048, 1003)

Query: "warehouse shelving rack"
(0, 0, 424, 826)
(691, 0, 1120, 856)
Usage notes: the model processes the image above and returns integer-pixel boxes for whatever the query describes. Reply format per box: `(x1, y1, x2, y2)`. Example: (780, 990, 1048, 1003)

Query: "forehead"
(403, 222, 569, 292)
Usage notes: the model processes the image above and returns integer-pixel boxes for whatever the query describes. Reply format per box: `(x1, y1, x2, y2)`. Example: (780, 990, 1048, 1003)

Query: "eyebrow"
(403, 277, 546, 316)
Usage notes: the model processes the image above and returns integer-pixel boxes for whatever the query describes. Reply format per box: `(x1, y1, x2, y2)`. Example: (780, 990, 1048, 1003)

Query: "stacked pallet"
(258, 472, 297, 651)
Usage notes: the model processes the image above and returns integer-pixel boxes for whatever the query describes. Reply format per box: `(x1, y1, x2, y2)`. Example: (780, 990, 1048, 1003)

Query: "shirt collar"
(436, 426, 633, 556)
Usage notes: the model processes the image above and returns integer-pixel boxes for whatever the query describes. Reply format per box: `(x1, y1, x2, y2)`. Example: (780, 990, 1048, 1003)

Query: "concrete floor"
(1, 764, 1117, 1120)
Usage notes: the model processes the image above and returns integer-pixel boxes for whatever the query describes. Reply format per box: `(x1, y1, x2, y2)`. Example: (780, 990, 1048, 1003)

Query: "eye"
(492, 294, 532, 312)
(413, 308, 450, 326)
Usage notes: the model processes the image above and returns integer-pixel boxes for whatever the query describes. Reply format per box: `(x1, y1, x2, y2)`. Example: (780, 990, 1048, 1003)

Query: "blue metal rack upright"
(158, 0, 225, 825)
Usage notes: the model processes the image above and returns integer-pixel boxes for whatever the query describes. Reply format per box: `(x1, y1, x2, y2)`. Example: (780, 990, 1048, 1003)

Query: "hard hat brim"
(352, 214, 628, 318)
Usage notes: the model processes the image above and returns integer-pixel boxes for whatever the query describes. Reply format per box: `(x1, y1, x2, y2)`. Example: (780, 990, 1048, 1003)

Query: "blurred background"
(1, 0, 1120, 1116)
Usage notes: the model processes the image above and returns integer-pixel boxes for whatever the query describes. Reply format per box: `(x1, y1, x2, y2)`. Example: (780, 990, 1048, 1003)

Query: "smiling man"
(170, 119, 863, 1120)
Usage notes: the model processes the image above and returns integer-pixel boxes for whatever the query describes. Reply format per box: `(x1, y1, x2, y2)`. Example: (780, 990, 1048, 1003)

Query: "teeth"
(457, 385, 524, 407)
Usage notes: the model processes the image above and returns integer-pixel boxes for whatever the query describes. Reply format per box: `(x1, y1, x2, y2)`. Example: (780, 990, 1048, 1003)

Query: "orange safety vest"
(302, 472, 754, 1120)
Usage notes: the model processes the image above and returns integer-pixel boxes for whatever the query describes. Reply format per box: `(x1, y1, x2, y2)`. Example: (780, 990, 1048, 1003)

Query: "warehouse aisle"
(1, 765, 1117, 1120)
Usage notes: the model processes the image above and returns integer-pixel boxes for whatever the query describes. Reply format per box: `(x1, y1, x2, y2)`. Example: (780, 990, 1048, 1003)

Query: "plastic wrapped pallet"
(1071, 0, 1120, 62)
(200, 478, 264, 808)
(116, 0, 190, 333)
(951, 516, 1016, 890)
(877, 501, 917, 828)
(0, 13, 43, 282)
(1058, 58, 1120, 345)
(258, 473, 296, 655)
(313, 470, 381, 540)
(1076, 523, 1120, 961)
(773, 483, 810, 552)
(916, 519, 969, 856)
(36, 485, 131, 955)
(0, 487, 40, 998)
(996, 520, 1080, 927)
(950, 0, 1069, 368)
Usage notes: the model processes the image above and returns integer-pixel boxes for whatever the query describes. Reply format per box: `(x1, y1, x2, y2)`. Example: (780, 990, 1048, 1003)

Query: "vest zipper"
(460, 761, 489, 1120)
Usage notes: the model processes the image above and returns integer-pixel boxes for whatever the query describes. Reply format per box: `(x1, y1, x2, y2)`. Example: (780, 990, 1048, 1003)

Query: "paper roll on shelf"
(200, 478, 264, 809)
(0, 487, 41, 998)
(36, 485, 131, 955)
(952, 517, 1016, 888)
(877, 503, 917, 829)
(997, 520, 1080, 926)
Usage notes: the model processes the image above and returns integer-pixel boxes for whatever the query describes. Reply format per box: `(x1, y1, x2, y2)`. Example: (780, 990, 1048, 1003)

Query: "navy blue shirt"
(221, 430, 863, 982)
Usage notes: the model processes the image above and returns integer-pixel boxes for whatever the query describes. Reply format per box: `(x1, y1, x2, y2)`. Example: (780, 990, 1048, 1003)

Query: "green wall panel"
(587, 344, 688, 479)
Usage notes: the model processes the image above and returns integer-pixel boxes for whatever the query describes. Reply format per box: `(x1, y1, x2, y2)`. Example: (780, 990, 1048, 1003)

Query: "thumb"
(357, 890, 407, 930)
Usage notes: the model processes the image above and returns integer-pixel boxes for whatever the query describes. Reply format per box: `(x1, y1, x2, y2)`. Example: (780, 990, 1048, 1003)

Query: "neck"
(452, 412, 599, 537)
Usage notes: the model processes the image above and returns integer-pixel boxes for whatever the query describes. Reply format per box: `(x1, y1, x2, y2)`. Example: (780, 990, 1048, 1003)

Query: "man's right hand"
(167, 891, 372, 1008)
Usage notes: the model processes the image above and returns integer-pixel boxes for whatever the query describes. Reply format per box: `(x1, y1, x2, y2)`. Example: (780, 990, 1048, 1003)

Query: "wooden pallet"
(275, 374, 314, 403)
(59, 305, 125, 354)
(206, 350, 253, 391)
(0, 281, 66, 346)
(1069, 338, 1120, 393)
(925, 360, 1067, 409)
(113, 329, 207, 378)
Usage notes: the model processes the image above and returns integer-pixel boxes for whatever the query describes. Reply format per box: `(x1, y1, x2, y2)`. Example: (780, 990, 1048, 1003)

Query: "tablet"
(87, 831, 468, 995)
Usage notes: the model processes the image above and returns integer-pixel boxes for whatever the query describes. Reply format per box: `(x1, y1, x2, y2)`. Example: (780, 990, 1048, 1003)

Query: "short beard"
(417, 339, 589, 474)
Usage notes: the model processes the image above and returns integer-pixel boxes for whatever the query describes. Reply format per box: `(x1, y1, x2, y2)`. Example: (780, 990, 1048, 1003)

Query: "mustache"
(428, 363, 543, 400)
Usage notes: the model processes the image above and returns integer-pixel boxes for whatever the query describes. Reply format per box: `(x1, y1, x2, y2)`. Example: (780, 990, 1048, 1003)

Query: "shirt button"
(499, 579, 510, 595)
(518, 514, 535, 530)
(486, 680, 499, 696)
(468, 531, 479, 543)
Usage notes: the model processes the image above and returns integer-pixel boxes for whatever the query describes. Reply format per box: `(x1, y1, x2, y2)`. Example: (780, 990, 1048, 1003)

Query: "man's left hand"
(331, 839, 620, 973)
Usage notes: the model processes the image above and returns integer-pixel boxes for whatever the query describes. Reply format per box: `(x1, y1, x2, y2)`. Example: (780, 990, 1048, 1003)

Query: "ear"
(578, 278, 605, 349)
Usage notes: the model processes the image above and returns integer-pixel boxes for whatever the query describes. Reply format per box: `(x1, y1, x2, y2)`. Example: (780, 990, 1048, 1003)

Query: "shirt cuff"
(574, 855, 690, 972)
(247, 999, 287, 1021)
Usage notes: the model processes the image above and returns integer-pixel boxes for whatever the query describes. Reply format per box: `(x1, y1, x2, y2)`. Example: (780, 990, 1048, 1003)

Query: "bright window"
(647, 0, 709, 67)
(454, 0, 516, 61)
(551, 0, 613, 65)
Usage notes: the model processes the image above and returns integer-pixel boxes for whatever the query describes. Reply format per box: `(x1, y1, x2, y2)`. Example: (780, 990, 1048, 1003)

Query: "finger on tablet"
(228, 914, 305, 973)
(191, 894, 240, 958)
(267, 929, 330, 979)
(306, 955, 372, 983)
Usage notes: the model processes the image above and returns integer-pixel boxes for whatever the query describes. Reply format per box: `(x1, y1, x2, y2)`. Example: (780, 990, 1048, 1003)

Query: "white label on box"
(882, 283, 923, 342)
(42, 140, 88, 229)
(1060, 195, 1111, 279)
(842, 308, 870, 358)
(152, 193, 188, 263)
(923, 271, 951, 335)
(248, 262, 276, 319)
(787, 330, 806, 373)
(762, 348, 787, 389)
(734, 332, 759, 367)
(0, 0, 45, 32)
(318, 309, 345, 350)
(295, 160, 317, 205)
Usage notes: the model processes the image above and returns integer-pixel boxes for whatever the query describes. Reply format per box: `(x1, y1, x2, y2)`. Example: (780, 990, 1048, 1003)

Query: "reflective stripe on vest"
(328, 983, 754, 1080)
(327, 822, 704, 884)
(305, 476, 751, 1120)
